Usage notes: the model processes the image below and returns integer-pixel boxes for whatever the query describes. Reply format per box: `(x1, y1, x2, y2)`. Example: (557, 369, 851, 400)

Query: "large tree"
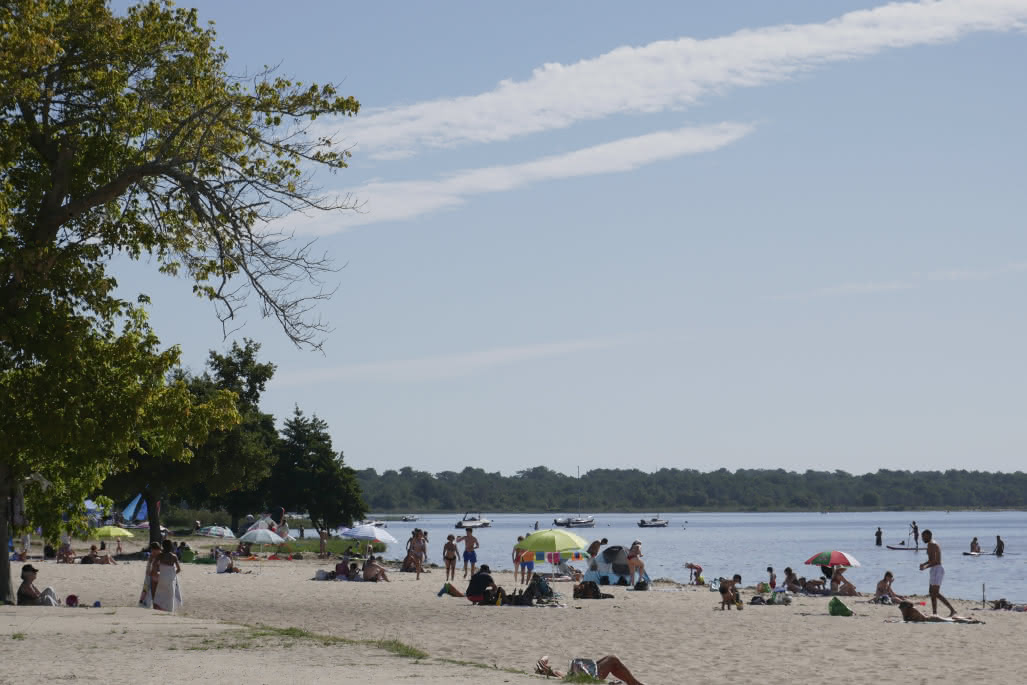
(272, 408, 365, 535)
(0, 0, 359, 602)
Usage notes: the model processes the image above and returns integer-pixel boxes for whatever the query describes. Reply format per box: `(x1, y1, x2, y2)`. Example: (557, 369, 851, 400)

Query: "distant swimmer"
(970, 537, 981, 554)
(875, 527, 883, 546)
(994, 536, 1005, 557)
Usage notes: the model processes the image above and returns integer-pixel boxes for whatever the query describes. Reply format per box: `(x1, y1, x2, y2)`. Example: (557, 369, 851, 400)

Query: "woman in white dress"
(153, 539, 183, 613)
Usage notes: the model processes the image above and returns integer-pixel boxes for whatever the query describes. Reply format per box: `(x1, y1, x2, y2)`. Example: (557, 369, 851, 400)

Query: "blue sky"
(113, 1, 1027, 476)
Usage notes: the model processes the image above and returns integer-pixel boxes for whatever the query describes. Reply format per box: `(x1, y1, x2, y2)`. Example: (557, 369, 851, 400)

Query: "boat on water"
(637, 516, 669, 528)
(886, 544, 921, 551)
(359, 519, 388, 528)
(455, 512, 492, 529)
(553, 515, 596, 528)
(401, 515, 419, 522)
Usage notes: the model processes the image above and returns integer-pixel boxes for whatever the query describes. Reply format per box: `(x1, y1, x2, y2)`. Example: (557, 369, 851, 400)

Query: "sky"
(111, 0, 1027, 476)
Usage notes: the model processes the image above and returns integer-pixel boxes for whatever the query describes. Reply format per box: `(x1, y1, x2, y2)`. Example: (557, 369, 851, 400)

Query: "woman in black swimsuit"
(442, 534, 458, 582)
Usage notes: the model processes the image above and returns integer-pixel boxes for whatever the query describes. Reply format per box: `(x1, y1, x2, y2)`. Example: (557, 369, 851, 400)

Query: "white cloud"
(332, 0, 1027, 158)
(273, 336, 636, 386)
(766, 280, 918, 300)
(282, 122, 753, 234)
(928, 261, 1027, 281)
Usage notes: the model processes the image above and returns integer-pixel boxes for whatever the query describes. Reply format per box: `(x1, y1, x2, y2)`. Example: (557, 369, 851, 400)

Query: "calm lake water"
(330, 510, 1026, 602)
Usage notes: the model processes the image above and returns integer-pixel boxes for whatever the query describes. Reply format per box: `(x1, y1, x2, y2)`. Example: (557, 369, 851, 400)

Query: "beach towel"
(153, 562, 183, 613)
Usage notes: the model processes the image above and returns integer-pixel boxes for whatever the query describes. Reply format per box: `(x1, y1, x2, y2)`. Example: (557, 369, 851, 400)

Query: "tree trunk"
(144, 489, 162, 545)
(0, 462, 13, 605)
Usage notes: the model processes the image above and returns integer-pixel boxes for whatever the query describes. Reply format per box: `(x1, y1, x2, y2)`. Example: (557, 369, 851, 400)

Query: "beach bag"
(828, 597, 853, 617)
(634, 580, 649, 591)
(750, 595, 766, 605)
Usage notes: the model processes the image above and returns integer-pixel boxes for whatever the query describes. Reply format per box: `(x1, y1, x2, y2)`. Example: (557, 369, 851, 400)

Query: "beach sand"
(2, 543, 1024, 684)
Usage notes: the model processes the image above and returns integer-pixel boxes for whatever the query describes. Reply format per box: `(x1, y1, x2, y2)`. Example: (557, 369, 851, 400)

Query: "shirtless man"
(970, 537, 981, 554)
(874, 571, 906, 603)
(718, 574, 742, 610)
(994, 536, 1005, 557)
(918, 530, 956, 616)
(586, 537, 608, 560)
(456, 528, 479, 578)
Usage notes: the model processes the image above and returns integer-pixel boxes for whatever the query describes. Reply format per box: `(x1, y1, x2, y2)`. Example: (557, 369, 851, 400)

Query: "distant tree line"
(355, 465, 1027, 513)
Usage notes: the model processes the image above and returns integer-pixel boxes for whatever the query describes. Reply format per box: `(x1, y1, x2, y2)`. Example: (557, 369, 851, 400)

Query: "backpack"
(634, 580, 649, 591)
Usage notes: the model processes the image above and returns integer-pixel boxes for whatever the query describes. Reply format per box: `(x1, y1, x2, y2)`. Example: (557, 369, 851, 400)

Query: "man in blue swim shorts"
(514, 536, 534, 584)
(457, 528, 479, 578)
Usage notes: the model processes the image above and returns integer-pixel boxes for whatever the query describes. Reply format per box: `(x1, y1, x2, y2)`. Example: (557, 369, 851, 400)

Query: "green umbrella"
(515, 528, 589, 554)
(92, 526, 135, 539)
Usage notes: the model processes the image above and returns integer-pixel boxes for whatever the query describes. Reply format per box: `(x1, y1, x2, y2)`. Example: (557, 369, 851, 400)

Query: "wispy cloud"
(767, 260, 1027, 300)
(334, 0, 1027, 158)
(767, 281, 918, 300)
(283, 122, 753, 234)
(273, 336, 637, 386)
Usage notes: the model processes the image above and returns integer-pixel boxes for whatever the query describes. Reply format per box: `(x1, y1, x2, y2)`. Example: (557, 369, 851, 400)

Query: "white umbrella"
(239, 529, 285, 545)
(197, 525, 236, 539)
(341, 524, 397, 556)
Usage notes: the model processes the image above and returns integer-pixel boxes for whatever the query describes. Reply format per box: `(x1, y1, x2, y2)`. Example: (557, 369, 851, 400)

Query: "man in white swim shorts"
(919, 529, 956, 617)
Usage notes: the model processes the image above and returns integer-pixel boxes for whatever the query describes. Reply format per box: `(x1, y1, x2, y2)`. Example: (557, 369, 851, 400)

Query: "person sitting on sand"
(17, 564, 59, 606)
(830, 567, 856, 596)
(874, 571, 906, 604)
(363, 556, 390, 582)
(534, 654, 645, 685)
(719, 574, 742, 610)
(57, 533, 75, 564)
(438, 564, 499, 603)
(898, 601, 983, 624)
(84, 544, 118, 565)
(783, 567, 802, 593)
(216, 549, 240, 574)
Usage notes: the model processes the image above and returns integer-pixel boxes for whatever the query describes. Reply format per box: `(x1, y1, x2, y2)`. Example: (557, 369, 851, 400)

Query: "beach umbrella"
(92, 526, 134, 539)
(340, 524, 397, 556)
(197, 525, 236, 539)
(804, 550, 861, 568)
(239, 528, 285, 546)
(515, 529, 590, 577)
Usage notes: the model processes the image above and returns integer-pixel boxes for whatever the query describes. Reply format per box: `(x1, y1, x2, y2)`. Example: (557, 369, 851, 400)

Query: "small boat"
(455, 512, 491, 529)
(886, 544, 921, 551)
(359, 519, 388, 528)
(400, 515, 419, 522)
(963, 551, 996, 556)
(553, 515, 596, 528)
(637, 516, 669, 528)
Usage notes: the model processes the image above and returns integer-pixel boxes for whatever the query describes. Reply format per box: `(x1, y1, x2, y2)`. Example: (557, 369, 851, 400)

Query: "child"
(766, 566, 777, 589)
(719, 574, 742, 610)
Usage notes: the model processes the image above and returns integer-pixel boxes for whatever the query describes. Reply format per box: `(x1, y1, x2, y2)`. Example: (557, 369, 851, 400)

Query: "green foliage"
(354, 467, 1027, 512)
(271, 408, 366, 532)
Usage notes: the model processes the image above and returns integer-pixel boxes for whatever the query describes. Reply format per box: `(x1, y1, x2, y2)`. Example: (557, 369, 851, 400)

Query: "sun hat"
(21, 563, 39, 574)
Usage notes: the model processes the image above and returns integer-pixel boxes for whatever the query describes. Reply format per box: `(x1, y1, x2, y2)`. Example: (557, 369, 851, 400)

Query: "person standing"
(910, 521, 919, 548)
(994, 535, 1005, 557)
(442, 534, 459, 581)
(875, 527, 883, 546)
(457, 527, 479, 578)
(918, 530, 956, 617)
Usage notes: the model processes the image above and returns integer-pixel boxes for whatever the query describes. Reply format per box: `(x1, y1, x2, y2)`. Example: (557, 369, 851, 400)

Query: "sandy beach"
(3, 542, 1025, 684)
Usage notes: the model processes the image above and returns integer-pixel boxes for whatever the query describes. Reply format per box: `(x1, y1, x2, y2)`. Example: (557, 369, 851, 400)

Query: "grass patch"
(285, 538, 384, 556)
(562, 674, 603, 684)
(374, 639, 428, 660)
(11, 632, 26, 640)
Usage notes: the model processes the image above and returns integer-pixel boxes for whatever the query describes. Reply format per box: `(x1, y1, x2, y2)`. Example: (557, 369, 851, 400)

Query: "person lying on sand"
(897, 601, 984, 624)
(83, 544, 117, 565)
(534, 654, 645, 685)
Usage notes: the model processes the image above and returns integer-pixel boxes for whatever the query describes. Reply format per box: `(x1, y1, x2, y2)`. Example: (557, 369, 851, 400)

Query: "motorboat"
(359, 519, 388, 528)
(455, 512, 492, 529)
(553, 515, 596, 528)
(401, 514, 419, 522)
(637, 516, 669, 528)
